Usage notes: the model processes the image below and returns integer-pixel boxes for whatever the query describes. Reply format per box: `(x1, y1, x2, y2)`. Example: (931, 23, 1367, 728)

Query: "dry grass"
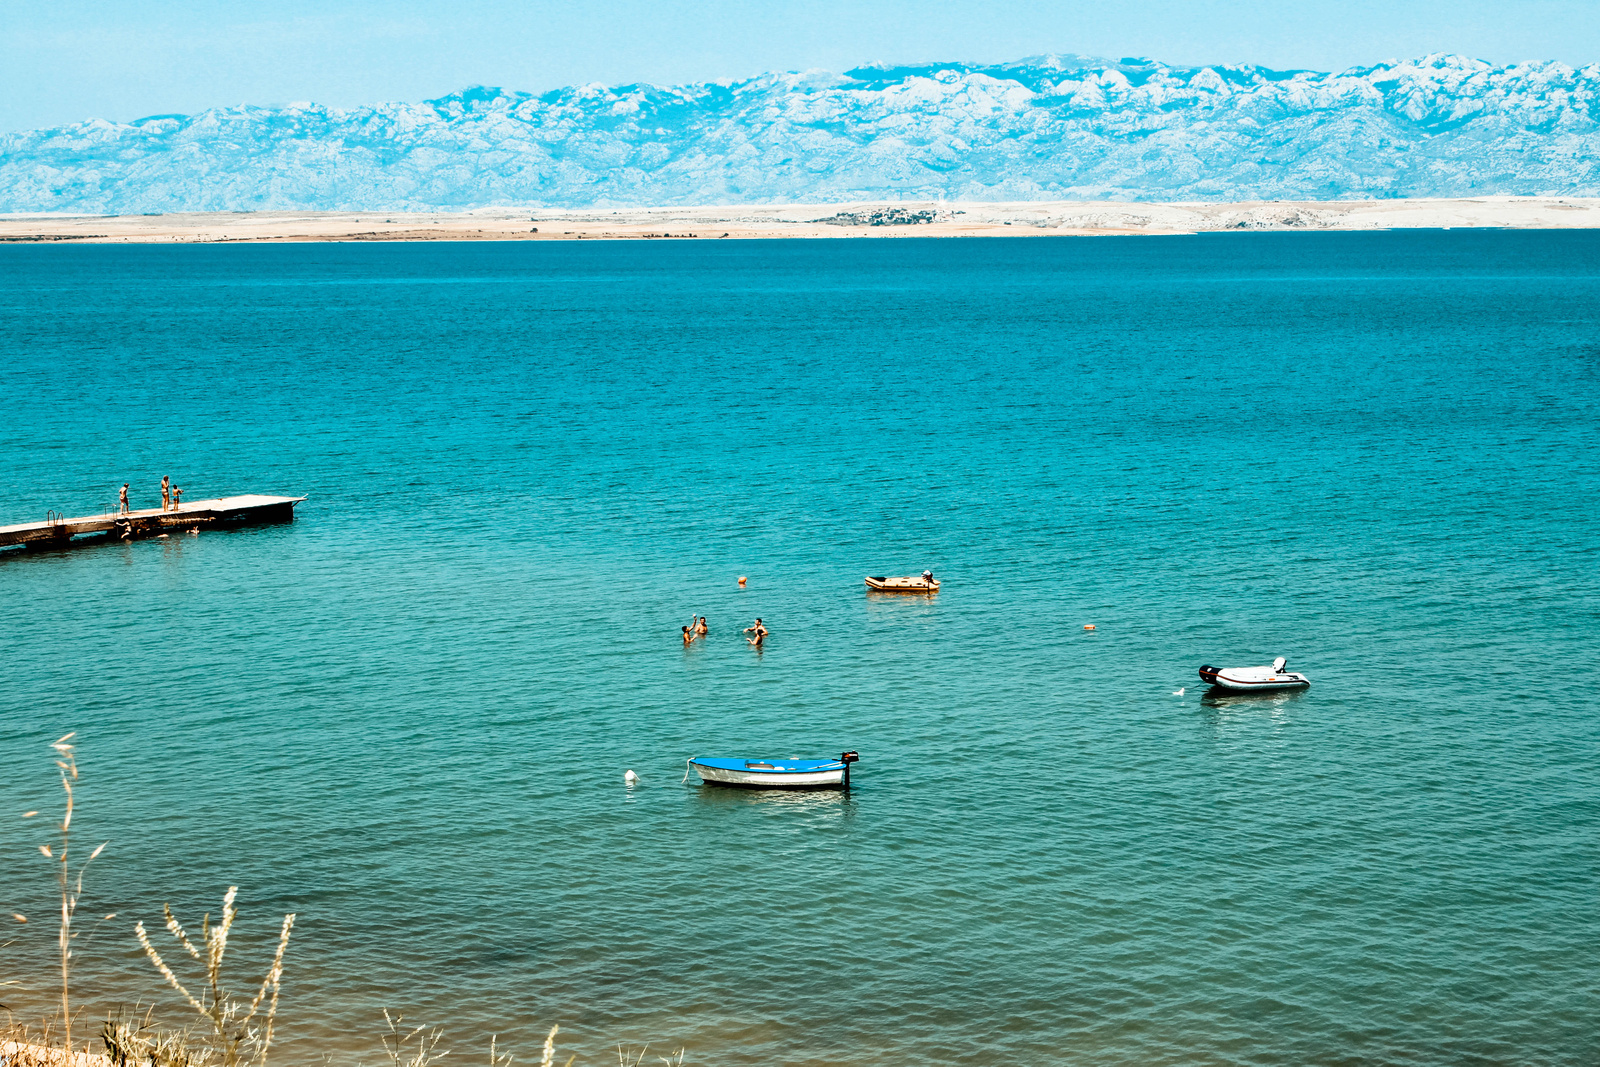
(0, 1036, 110, 1067)
(378, 1010, 448, 1067)
(133, 887, 294, 1067)
(40, 733, 108, 1055)
(100, 1006, 208, 1067)
(3, 735, 683, 1067)
(4, 733, 110, 1063)
(614, 1046, 682, 1067)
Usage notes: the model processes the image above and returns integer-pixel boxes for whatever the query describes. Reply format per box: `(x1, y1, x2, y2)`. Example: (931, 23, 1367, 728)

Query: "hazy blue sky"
(3, 0, 1598, 132)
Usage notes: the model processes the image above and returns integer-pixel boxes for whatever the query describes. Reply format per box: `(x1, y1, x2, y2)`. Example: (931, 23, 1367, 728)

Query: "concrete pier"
(0, 494, 305, 550)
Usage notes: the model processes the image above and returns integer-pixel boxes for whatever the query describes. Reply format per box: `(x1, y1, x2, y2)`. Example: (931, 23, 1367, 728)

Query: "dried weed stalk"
(3, 932, 22, 1009)
(21, 732, 109, 1056)
(614, 1045, 682, 1067)
(380, 1010, 448, 1067)
(538, 1026, 571, 1067)
(134, 888, 294, 1067)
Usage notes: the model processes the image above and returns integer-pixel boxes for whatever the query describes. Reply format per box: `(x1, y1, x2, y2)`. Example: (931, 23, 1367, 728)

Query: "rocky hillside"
(3, 53, 1599, 212)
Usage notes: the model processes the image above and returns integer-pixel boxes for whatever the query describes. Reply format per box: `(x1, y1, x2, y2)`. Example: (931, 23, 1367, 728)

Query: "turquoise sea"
(1, 233, 1596, 1066)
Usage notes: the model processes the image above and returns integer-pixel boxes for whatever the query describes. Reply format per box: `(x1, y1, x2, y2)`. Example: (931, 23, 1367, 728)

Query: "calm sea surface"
(1, 233, 1597, 1066)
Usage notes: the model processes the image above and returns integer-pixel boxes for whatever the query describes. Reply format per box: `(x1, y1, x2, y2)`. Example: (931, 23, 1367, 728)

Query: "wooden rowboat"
(865, 575, 939, 592)
(687, 752, 859, 789)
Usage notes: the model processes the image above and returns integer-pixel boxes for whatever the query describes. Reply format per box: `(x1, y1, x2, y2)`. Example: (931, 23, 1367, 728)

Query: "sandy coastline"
(2, 197, 1598, 243)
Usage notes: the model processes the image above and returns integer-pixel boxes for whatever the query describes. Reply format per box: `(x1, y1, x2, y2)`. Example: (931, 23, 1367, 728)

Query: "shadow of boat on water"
(863, 590, 941, 620)
(689, 781, 858, 817)
(1198, 685, 1313, 713)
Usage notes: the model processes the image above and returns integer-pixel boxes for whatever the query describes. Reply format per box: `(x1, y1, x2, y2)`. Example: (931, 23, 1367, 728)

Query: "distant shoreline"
(2, 197, 1598, 243)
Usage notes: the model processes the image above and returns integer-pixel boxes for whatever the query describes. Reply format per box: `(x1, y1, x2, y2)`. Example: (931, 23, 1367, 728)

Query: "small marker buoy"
(624, 770, 638, 785)
(1083, 624, 1096, 630)
(738, 576, 747, 586)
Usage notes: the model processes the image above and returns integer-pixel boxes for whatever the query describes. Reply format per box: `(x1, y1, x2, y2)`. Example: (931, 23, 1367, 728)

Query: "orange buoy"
(1083, 624, 1096, 630)
(738, 576, 747, 586)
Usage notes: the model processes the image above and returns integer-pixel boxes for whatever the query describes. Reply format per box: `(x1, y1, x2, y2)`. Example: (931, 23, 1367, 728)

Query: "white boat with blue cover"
(686, 751, 859, 789)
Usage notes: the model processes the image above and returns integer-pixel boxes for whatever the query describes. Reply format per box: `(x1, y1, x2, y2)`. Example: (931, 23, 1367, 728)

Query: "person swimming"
(744, 618, 767, 647)
(695, 616, 708, 635)
(682, 625, 696, 646)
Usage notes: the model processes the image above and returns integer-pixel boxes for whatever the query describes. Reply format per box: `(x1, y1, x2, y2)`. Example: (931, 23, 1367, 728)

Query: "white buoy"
(624, 770, 639, 785)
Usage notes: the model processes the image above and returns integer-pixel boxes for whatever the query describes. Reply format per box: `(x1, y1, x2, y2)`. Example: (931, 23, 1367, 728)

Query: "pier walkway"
(0, 495, 305, 550)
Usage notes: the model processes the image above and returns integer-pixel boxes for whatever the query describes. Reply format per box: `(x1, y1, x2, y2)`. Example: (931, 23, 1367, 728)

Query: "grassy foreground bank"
(1, 734, 680, 1067)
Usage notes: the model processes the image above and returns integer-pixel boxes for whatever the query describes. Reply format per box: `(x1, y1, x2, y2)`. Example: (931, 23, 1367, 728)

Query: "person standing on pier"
(171, 485, 183, 510)
(118, 483, 130, 515)
(161, 475, 171, 512)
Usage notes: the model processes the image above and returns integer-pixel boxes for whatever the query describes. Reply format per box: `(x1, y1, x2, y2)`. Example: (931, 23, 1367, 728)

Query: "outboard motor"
(838, 750, 860, 788)
(1272, 657, 1287, 673)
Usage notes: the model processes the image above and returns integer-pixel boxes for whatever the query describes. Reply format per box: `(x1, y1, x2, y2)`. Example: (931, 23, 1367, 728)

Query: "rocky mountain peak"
(3, 52, 1598, 212)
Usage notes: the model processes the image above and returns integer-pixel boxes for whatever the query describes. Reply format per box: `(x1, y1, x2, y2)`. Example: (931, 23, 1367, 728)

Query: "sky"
(3, 0, 1599, 132)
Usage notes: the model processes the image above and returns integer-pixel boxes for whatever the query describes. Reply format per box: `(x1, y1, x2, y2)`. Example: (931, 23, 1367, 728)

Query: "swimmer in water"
(744, 618, 768, 647)
(682, 625, 695, 646)
(695, 616, 708, 636)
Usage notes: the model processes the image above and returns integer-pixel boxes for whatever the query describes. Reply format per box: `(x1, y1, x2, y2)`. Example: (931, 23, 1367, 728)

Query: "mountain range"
(3, 53, 1598, 213)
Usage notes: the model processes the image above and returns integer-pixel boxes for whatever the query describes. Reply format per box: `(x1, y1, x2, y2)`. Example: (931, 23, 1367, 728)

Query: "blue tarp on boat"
(690, 757, 844, 773)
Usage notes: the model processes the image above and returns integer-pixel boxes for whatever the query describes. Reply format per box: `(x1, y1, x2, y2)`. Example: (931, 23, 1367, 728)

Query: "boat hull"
(1199, 665, 1311, 691)
(689, 758, 848, 789)
(865, 576, 939, 593)
(694, 766, 845, 788)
